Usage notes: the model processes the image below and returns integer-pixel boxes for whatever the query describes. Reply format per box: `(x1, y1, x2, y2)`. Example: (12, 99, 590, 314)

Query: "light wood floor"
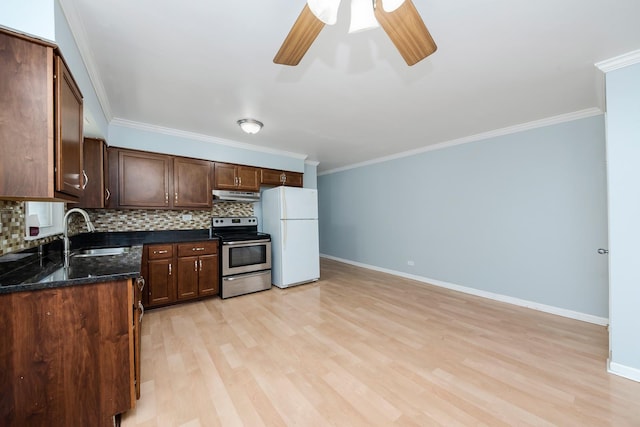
(122, 258, 640, 426)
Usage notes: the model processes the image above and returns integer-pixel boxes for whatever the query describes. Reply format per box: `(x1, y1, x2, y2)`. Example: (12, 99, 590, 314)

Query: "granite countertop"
(0, 229, 219, 294)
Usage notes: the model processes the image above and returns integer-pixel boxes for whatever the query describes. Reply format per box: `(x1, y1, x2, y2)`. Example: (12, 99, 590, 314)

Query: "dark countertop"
(0, 229, 219, 294)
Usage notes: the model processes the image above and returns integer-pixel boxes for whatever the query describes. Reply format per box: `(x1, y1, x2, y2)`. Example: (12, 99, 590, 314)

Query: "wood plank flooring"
(121, 258, 640, 426)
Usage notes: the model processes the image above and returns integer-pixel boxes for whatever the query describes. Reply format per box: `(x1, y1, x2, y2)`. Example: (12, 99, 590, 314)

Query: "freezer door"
(281, 187, 318, 220)
(275, 219, 320, 287)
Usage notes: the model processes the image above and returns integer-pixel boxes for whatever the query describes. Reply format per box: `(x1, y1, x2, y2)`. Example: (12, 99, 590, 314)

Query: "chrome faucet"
(62, 208, 96, 267)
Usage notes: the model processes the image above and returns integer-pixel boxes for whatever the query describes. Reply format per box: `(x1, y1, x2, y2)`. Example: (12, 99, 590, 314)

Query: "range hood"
(213, 190, 260, 203)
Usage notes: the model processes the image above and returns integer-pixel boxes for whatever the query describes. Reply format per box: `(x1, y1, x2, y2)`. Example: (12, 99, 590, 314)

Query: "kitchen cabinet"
(0, 28, 84, 202)
(0, 279, 136, 426)
(111, 148, 213, 209)
(145, 244, 176, 307)
(214, 162, 260, 191)
(118, 150, 171, 208)
(173, 157, 212, 208)
(76, 138, 109, 208)
(176, 241, 219, 300)
(260, 168, 303, 187)
(144, 241, 218, 308)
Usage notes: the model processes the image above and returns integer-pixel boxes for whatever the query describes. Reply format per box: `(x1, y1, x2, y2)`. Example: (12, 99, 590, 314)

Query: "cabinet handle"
(165, 192, 169, 205)
(105, 188, 111, 201)
(238, 177, 242, 186)
(82, 170, 89, 190)
(136, 277, 145, 292)
(192, 247, 205, 252)
(154, 250, 168, 254)
(199, 259, 203, 271)
(138, 301, 144, 323)
(195, 260, 198, 272)
(234, 176, 239, 186)
(175, 192, 178, 204)
(168, 263, 172, 276)
(280, 173, 286, 183)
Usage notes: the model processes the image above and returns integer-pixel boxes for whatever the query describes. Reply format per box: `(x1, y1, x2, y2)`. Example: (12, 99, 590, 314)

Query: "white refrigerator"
(261, 186, 319, 288)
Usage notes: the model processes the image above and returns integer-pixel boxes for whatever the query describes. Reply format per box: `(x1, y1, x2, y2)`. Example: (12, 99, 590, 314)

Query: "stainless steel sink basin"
(72, 247, 131, 258)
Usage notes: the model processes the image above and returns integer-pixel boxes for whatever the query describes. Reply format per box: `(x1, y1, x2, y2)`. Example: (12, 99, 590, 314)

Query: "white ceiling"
(59, 0, 640, 173)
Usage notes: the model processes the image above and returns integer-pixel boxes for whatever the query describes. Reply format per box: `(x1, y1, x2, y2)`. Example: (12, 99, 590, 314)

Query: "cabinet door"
(54, 55, 83, 199)
(174, 158, 212, 208)
(198, 253, 219, 296)
(147, 259, 174, 306)
(177, 256, 199, 300)
(76, 138, 105, 208)
(284, 172, 303, 187)
(236, 166, 259, 191)
(119, 150, 170, 208)
(260, 169, 284, 186)
(214, 163, 238, 190)
(0, 31, 54, 199)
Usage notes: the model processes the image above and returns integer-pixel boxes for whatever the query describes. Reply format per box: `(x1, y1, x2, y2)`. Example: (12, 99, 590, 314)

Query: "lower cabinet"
(144, 240, 219, 308)
(0, 279, 136, 426)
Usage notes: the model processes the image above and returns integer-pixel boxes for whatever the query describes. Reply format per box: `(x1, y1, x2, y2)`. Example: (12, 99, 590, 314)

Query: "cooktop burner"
(211, 217, 270, 242)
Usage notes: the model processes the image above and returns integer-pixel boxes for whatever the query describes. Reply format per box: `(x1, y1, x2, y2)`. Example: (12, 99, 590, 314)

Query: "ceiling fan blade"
(374, 0, 437, 66)
(274, 4, 325, 66)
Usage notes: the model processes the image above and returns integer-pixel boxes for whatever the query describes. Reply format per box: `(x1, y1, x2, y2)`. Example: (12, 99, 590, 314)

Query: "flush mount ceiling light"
(274, 0, 437, 66)
(237, 119, 263, 134)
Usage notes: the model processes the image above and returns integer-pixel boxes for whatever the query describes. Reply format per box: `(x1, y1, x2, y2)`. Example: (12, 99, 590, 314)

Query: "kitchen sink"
(72, 247, 131, 258)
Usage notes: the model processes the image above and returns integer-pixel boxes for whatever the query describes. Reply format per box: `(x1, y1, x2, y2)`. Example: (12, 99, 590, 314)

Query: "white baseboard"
(608, 360, 640, 382)
(320, 254, 609, 326)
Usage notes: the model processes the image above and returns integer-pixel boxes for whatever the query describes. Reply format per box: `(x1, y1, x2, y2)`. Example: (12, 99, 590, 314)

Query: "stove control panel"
(212, 216, 258, 228)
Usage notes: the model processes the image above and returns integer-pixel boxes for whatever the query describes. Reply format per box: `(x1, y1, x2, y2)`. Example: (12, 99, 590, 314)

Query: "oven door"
(222, 239, 271, 276)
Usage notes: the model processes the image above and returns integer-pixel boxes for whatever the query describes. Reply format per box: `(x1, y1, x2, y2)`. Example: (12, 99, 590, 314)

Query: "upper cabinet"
(110, 148, 212, 209)
(173, 157, 212, 208)
(260, 169, 303, 188)
(76, 138, 108, 209)
(0, 28, 83, 201)
(214, 163, 260, 191)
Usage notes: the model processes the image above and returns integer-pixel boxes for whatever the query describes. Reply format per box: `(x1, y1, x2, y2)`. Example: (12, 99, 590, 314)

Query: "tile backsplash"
(0, 200, 254, 256)
(0, 200, 59, 256)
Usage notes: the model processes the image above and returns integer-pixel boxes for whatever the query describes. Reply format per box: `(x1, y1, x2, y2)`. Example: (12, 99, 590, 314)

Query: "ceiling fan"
(274, 0, 437, 66)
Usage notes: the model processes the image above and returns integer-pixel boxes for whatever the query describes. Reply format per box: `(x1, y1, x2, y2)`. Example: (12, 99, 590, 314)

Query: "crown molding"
(305, 160, 320, 166)
(57, 0, 113, 121)
(110, 117, 309, 160)
(595, 49, 640, 73)
(318, 108, 603, 176)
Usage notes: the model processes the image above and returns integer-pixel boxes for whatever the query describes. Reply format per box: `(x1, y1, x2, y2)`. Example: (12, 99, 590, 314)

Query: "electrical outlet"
(407, 260, 415, 266)
(182, 214, 193, 221)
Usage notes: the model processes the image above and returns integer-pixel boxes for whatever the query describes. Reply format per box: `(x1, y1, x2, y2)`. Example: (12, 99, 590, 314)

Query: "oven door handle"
(224, 239, 270, 246)
(223, 271, 271, 281)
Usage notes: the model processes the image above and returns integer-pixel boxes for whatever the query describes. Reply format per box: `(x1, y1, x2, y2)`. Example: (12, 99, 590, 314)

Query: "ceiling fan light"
(237, 119, 263, 134)
(381, 0, 405, 12)
(348, 0, 379, 33)
(307, 0, 342, 25)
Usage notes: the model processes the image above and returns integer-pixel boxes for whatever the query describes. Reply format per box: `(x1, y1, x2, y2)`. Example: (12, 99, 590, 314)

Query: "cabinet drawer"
(147, 244, 173, 259)
(177, 241, 218, 257)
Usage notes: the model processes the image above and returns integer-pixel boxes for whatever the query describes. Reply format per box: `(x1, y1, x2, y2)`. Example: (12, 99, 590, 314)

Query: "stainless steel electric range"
(212, 217, 272, 299)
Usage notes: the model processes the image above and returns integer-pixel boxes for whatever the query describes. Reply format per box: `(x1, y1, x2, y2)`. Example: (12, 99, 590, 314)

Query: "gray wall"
(605, 62, 640, 375)
(318, 115, 608, 318)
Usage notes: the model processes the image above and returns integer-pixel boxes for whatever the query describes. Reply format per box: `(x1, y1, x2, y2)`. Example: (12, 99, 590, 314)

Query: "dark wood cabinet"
(260, 168, 303, 187)
(54, 55, 84, 199)
(144, 241, 218, 308)
(0, 279, 135, 426)
(0, 28, 83, 201)
(118, 150, 171, 208)
(145, 244, 175, 307)
(110, 148, 213, 209)
(76, 138, 108, 208)
(176, 241, 219, 301)
(214, 162, 260, 191)
(173, 157, 212, 208)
